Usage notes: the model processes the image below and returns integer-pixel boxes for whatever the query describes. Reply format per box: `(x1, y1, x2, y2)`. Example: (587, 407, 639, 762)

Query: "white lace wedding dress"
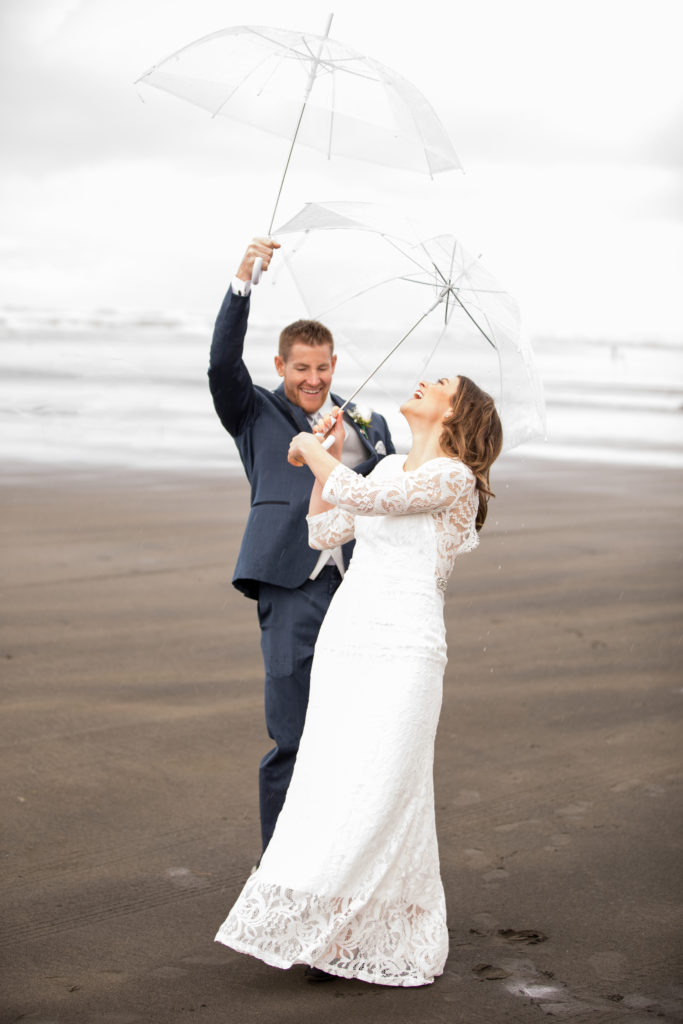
(215, 454, 480, 986)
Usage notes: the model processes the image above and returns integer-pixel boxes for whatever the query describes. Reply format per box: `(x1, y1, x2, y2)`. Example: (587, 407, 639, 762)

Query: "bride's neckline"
(400, 454, 456, 473)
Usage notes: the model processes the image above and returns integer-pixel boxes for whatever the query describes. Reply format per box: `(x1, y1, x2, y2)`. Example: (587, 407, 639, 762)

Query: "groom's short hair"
(279, 320, 334, 362)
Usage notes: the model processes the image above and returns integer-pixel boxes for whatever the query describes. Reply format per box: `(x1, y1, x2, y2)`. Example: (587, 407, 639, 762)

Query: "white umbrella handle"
(318, 409, 340, 450)
(251, 256, 263, 285)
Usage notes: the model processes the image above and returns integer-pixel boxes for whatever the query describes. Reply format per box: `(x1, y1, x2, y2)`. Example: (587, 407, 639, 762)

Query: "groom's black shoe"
(304, 966, 336, 983)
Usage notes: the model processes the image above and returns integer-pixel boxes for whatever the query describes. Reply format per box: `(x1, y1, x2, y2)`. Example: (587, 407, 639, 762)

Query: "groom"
(209, 237, 395, 851)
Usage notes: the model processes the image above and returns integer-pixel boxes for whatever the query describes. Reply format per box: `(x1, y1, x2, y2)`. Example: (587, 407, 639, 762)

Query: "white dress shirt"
(231, 276, 251, 296)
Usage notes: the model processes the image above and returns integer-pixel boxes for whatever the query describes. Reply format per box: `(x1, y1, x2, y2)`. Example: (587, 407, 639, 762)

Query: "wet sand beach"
(1, 457, 681, 1023)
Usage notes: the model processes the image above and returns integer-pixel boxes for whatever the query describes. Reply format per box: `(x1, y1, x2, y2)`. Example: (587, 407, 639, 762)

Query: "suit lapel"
(272, 383, 313, 433)
(333, 394, 374, 458)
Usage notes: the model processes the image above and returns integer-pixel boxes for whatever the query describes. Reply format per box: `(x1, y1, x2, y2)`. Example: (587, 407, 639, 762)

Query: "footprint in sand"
(543, 832, 572, 851)
(472, 963, 512, 980)
(554, 801, 592, 820)
(498, 929, 548, 946)
(164, 866, 211, 889)
(452, 789, 482, 807)
(611, 778, 642, 793)
(483, 868, 510, 885)
(611, 779, 666, 798)
(494, 818, 542, 833)
(621, 992, 680, 1015)
(471, 911, 500, 932)
(589, 951, 627, 981)
(462, 848, 493, 870)
(503, 959, 596, 1017)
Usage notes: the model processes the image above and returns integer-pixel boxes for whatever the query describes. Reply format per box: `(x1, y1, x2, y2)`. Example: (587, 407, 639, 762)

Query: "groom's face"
(274, 341, 337, 415)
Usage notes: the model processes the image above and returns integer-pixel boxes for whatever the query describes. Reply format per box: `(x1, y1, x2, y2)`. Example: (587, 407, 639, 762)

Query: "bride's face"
(401, 377, 460, 422)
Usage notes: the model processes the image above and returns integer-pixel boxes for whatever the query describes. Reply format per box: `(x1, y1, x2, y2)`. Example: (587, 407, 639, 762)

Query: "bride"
(215, 373, 503, 987)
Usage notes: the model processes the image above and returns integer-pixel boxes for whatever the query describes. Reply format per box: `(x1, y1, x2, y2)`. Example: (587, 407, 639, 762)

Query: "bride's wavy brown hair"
(439, 375, 503, 531)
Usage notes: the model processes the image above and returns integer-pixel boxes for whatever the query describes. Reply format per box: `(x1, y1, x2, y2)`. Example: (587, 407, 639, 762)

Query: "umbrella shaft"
(267, 103, 308, 236)
(267, 13, 334, 237)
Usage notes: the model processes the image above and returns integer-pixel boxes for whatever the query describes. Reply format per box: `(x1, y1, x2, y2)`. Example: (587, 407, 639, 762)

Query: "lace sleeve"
(307, 507, 356, 550)
(322, 459, 474, 516)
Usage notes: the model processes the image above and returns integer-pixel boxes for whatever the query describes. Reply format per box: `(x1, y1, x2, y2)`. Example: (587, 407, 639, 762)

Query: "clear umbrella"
(275, 202, 546, 451)
(136, 18, 462, 278)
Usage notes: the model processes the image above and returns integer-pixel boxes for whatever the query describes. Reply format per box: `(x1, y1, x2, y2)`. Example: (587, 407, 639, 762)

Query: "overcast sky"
(1, 0, 681, 340)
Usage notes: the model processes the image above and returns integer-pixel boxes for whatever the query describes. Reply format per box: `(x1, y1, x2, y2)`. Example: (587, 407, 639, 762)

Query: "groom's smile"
(275, 340, 338, 415)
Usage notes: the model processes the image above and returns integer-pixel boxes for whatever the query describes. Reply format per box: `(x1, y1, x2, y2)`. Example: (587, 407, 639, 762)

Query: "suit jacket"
(208, 286, 395, 599)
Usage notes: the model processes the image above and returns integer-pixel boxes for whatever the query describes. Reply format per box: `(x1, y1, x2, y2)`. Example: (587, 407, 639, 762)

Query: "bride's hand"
(288, 432, 319, 467)
(313, 407, 345, 460)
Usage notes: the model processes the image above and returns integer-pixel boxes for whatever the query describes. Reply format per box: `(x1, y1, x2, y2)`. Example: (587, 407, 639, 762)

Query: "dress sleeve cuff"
(306, 510, 330, 526)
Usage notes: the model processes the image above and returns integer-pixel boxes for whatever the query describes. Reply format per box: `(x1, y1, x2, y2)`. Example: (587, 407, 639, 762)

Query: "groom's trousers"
(257, 565, 343, 851)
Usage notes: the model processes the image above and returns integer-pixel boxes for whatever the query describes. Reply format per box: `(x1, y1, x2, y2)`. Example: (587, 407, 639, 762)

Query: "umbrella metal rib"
(212, 53, 279, 116)
(391, 236, 500, 350)
(324, 286, 451, 432)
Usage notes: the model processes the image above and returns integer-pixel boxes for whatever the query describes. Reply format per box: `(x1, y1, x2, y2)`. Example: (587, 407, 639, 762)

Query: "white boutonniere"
(349, 404, 373, 437)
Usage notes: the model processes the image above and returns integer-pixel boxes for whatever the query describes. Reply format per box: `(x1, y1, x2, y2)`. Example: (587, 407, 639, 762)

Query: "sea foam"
(1, 310, 681, 471)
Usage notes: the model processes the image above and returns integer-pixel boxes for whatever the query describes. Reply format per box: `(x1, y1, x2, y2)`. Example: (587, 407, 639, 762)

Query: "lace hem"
(307, 506, 355, 549)
(215, 879, 448, 988)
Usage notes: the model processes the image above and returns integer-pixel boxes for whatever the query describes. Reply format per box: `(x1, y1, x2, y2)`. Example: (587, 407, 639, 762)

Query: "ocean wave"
(1, 316, 681, 471)
(0, 307, 214, 333)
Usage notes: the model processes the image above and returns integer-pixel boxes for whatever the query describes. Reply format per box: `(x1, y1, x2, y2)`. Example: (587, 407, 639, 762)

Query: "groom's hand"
(236, 237, 280, 281)
(313, 407, 345, 460)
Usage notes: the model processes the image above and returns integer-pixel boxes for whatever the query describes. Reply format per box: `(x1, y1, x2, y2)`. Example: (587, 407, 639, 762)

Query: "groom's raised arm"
(208, 237, 280, 438)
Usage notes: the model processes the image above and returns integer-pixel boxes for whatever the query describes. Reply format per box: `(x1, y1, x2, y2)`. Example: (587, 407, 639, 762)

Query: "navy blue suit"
(209, 286, 395, 849)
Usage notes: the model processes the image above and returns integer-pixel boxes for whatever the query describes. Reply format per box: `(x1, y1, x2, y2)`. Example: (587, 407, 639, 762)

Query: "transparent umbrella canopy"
(275, 202, 546, 451)
(136, 19, 462, 246)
